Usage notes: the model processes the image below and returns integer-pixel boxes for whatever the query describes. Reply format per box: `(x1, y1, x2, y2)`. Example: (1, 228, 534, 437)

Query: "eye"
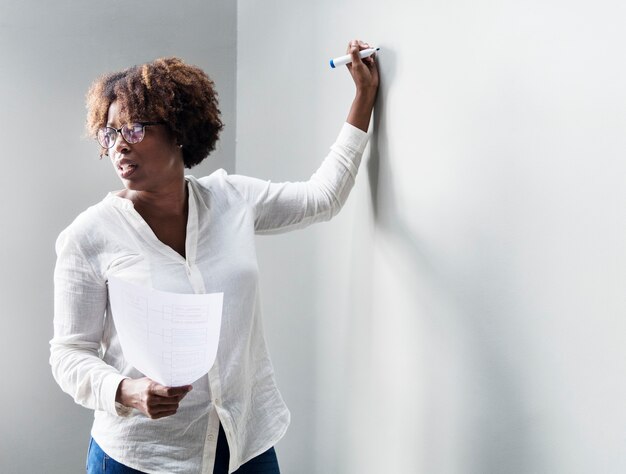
(97, 127, 117, 147)
(123, 123, 144, 143)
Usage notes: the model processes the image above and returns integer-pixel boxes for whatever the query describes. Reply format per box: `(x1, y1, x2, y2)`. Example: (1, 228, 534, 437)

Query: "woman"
(51, 40, 378, 474)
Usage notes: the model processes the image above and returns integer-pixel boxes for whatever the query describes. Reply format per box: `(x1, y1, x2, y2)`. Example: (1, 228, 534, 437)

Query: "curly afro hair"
(85, 57, 224, 168)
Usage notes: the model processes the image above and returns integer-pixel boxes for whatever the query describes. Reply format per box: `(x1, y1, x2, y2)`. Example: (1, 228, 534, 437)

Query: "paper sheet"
(108, 276, 224, 387)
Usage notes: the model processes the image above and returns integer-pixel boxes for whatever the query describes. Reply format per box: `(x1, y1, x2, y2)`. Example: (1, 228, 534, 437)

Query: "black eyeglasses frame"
(97, 121, 165, 149)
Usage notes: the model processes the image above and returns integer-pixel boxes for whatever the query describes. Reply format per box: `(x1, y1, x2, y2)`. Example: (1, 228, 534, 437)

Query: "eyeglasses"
(97, 122, 164, 149)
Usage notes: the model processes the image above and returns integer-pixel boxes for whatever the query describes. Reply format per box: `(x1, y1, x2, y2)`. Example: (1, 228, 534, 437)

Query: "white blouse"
(50, 122, 369, 474)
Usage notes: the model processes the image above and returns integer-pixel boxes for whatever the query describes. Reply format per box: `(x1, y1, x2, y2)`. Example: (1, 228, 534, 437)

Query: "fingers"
(140, 382, 191, 418)
(346, 39, 371, 54)
(145, 404, 179, 419)
(144, 398, 181, 419)
(348, 40, 361, 65)
(152, 383, 192, 398)
(346, 40, 362, 68)
(119, 378, 191, 419)
(346, 39, 376, 72)
(149, 393, 188, 406)
(344, 39, 379, 95)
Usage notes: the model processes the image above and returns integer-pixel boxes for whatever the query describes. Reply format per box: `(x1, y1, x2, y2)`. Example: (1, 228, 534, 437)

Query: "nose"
(112, 132, 131, 154)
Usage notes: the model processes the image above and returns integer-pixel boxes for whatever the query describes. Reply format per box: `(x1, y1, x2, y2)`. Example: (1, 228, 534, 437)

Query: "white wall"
(0, 1, 236, 472)
(237, 1, 626, 473)
(2, 1, 624, 472)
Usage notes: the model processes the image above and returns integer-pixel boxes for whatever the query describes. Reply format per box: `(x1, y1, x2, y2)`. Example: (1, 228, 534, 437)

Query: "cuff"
(336, 122, 369, 155)
(102, 373, 133, 417)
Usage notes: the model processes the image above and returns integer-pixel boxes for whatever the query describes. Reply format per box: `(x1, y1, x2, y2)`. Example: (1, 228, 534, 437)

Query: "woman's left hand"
(346, 39, 379, 96)
(345, 39, 379, 132)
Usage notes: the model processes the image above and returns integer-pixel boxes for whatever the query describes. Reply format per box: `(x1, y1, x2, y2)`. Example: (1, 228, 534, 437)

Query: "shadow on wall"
(364, 48, 535, 473)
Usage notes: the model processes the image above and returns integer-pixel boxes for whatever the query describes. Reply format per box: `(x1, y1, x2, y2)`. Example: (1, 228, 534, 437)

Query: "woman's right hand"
(116, 377, 192, 419)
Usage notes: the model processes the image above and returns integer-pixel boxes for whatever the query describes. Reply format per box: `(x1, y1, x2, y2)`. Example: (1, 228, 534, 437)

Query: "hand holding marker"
(330, 47, 380, 68)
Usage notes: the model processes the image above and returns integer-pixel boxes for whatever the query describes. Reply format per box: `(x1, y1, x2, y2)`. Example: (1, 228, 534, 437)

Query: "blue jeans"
(86, 424, 280, 473)
(86, 438, 143, 474)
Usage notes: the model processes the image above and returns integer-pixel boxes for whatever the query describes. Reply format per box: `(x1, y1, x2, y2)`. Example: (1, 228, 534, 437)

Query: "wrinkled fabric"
(50, 123, 368, 474)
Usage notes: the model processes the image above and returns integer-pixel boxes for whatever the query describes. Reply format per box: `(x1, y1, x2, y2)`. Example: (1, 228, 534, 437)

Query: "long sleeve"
(50, 228, 131, 417)
(226, 122, 369, 234)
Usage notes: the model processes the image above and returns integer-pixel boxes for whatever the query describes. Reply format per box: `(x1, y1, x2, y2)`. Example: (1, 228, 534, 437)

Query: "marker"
(330, 47, 380, 69)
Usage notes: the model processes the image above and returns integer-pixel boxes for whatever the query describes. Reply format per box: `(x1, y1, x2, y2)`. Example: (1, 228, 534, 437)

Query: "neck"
(125, 178, 188, 217)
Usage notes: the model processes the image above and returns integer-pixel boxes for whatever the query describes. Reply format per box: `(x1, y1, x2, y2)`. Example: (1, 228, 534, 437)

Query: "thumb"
(152, 383, 190, 398)
(349, 43, 362, 66)
(350, 44, 361, 62)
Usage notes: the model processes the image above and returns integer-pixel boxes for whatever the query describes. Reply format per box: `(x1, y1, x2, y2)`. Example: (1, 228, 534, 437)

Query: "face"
(105, 100, 184, 192)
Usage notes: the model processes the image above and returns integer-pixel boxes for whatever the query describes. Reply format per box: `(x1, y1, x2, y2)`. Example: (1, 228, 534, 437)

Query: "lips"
(116, 159, 138, 179)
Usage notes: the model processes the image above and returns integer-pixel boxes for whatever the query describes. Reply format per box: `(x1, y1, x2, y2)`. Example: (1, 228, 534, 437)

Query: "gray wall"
(3, 0, 625, 473)
(0, 1, 236, 472)
(237, 1, 626, 473)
